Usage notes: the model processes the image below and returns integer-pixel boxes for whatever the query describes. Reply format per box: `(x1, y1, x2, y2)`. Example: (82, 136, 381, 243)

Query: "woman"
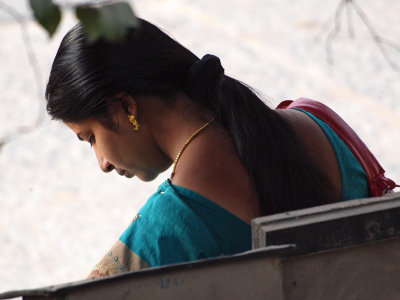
(45, 19, 395, 278)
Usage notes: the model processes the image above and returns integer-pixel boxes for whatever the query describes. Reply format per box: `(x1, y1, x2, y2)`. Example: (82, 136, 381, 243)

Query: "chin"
(138, 172, 159, 182)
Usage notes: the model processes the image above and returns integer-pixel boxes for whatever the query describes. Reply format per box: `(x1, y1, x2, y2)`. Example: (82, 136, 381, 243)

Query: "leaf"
(75, 6, 102, 42)
(29, 0, 61, 37)
(76, 2, 138, 43)
(98, 2, 139, 42)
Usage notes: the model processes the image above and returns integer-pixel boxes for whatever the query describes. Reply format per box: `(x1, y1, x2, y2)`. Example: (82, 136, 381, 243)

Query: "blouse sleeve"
(87, 237, 150, 279)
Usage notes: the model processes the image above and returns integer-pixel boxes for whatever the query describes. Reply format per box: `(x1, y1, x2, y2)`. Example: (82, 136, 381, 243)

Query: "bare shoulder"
(170, 125, 259, 224)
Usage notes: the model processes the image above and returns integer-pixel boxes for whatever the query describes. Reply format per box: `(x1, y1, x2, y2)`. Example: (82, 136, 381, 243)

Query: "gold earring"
(128, 115, 140, 131)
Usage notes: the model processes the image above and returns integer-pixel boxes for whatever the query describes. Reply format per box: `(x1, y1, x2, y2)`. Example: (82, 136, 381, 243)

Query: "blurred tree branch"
(0, 0, 399, 151)
(316, 0, 400, 72)
(0, 0, 138, 151)
(0, 1, 45, 150)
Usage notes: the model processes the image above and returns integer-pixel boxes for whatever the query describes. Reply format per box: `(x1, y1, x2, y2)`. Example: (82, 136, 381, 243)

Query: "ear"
(118, 94, 138, 117)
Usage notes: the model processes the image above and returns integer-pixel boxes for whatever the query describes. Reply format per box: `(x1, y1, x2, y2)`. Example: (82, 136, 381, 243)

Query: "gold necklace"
(170, 118, 215, 179)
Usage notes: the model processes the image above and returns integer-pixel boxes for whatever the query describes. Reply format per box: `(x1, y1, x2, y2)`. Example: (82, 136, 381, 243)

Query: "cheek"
(95, 134, 124, 164)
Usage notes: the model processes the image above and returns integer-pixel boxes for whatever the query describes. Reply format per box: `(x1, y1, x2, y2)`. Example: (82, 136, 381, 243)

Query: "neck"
(140, 93, 213, 165)
(170, 117, 214, 178)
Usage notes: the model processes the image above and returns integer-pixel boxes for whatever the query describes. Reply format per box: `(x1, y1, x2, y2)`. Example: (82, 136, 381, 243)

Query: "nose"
(94, 149, 114, 173)
(100, 159, 114, 173)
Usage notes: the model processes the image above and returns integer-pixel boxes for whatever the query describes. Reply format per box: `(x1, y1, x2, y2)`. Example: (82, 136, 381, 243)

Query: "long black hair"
(46, 18, 337, 215)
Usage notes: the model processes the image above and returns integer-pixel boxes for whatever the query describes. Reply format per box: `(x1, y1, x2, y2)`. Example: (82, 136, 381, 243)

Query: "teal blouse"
(297, 109, 369, 200)
(120, 180, 252, 267)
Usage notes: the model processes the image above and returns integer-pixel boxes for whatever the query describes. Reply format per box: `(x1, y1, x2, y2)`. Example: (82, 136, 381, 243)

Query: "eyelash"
(89, 135, 96, 147)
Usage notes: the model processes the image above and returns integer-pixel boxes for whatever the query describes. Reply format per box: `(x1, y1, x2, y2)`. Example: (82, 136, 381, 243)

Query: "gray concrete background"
(0, 0, 399, 293)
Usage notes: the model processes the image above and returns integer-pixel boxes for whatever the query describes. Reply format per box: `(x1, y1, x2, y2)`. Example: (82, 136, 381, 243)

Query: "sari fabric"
(88, 180, 251, 278)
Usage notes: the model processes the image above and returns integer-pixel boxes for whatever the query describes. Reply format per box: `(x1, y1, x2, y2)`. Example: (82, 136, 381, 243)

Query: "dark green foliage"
(29, 1, 138, 42)
(29, 0, 61, 37)
(76, 2, 138, 43)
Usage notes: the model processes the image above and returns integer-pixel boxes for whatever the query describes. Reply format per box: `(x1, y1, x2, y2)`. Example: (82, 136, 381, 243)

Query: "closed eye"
(88, 135, 96, 147)
(76, 134, 95, 147)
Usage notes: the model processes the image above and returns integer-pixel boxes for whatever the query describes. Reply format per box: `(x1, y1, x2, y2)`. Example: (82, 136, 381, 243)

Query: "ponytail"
(183, 55, 337, 215)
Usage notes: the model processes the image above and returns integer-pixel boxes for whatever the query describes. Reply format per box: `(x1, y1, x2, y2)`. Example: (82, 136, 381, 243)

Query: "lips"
(116, 169, 125, 176)
(115, 168, 135, 178)
(116, 169, 134, 178)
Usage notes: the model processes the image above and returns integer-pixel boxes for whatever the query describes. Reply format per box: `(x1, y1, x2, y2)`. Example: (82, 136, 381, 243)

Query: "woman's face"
(65, 104, 171, 181)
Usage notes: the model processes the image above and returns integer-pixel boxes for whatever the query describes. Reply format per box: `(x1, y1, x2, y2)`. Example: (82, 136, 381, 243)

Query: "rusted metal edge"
(0, 244, 295, 299)
(253, 192, 400, 233)
(252, 192, 400, 254)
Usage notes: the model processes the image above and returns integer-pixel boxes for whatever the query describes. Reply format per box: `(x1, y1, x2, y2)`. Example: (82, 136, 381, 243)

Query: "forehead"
(64, 118, 97, 134)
